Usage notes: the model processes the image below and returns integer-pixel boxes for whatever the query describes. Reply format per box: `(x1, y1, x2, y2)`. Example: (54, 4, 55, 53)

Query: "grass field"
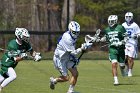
(1, 60, 140, 93)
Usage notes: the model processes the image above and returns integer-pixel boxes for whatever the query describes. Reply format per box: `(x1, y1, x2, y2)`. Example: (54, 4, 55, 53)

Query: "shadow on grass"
(118, 83, 137, 86)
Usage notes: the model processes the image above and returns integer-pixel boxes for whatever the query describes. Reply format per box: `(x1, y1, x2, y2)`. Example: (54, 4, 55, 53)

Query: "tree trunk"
(61, 0, 76, 31)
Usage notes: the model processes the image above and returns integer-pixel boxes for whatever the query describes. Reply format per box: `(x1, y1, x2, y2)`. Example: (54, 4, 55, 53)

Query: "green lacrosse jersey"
(0, 39, 32, 75)
(104, 24, 126, 63)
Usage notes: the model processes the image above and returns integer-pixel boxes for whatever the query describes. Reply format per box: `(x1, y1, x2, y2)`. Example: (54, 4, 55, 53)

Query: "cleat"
(67, 91, 74, 93)
(114, 81, 119, 86)
(50, 77, 55, 90)
(128, 73, 132, 77)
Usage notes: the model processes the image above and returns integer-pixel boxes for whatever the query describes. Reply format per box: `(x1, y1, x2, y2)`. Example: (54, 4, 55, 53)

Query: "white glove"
(81, 42, 93, 50)
(100, 36, 106, 42)
(90, 37, 97, 42)
(34, 53, 42, 61)
(96, 37, 100, 42)
(131, 34, 137, 39)
(20, 53, 28, 59)
(81, 43, 88, 50)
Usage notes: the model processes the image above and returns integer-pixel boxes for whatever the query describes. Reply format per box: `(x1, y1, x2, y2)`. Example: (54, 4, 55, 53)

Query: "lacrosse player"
(0, 28, 41, 91)
(122, 12, 140, 77)
(49, 21, 92, 93)
(100, 15, 127, 85)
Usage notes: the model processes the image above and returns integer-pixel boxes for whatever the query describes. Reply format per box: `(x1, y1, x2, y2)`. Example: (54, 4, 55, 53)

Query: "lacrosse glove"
(20, 53, 28, 59)
(34, 52, 42, 61)
(131, 34, 137, 39)
(81, 43, 92, 50)
(69, 54, 79, 65)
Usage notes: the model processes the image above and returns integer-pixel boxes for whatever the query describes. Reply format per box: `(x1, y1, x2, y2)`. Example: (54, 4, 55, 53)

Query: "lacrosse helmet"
(68, 21, 80, 39)
(108, 15, 118, 27)
(125, 12, 133, 24)
(15, 28, 30, 43)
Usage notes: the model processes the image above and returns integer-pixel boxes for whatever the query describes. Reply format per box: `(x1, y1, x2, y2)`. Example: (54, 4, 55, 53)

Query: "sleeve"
(62, 35, 82, 55)
(121, 25, 127, 34)
(26, 43, 33, 52)
(7, 41, 21, 58)
(135, 24, 140, 35)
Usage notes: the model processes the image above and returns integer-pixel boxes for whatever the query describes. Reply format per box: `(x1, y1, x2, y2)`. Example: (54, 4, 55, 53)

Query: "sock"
(68, 85, 74, 92)
(114, 76, 118, 82)
(128, 69, 132, 74)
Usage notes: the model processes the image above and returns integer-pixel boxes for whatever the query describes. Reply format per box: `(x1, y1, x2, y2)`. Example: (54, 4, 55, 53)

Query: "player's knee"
(119, 63, 125, 69)
(10, 74, 17, 80)
(72, 71, 79, 78)
(60, 76, 69, 81)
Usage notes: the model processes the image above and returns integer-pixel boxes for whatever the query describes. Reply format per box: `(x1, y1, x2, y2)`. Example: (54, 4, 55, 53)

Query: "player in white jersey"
(49, 21, 92, 93)
(122, 12, 140, 77)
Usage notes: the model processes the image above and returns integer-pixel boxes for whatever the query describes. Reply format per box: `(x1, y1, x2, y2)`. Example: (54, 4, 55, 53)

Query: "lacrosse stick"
(85, 29, 101, 43)
(78, 29, 101, 60)
(0, 47, 34, 59)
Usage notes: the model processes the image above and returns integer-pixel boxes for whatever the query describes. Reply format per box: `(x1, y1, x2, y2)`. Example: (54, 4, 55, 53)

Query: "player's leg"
(125, 45, 136, 77)
(111, 61, 119, 85)
(0, 67, 17, 89)
(50, 55, 69, 90)
(0, 74, 5, 91)
(119, 49, 126, 77)
(127, 57, 134, 77)
(109, 53, 119, 85)
(67, 67, 78, 93)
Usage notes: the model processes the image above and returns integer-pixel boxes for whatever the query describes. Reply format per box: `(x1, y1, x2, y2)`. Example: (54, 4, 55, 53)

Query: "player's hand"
(20, 53, 28, 59)
(81, 43, 87, 50)
(131, 34, 137, 39)
(96, 37, 100, 42)
(100, 36, 106, 42)
(34, 52, 42, 61)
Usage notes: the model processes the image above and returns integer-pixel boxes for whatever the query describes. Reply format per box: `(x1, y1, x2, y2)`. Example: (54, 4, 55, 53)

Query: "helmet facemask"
(70, 29, 80, 39)
(125, 12, 133, 24)
(68, 21, 80, 39)
(15, 28, 30, 43)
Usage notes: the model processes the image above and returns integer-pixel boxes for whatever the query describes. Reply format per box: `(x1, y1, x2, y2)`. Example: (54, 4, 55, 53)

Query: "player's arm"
(27, 45, 42, 61)
(63, 38, 87, 56)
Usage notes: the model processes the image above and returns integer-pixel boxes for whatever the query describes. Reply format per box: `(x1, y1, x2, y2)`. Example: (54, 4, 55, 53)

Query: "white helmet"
(108, 15, 118, 27)
(68, 21, 80, 39)
(15, 28, 30, 43)
(125, 12, 133, 24)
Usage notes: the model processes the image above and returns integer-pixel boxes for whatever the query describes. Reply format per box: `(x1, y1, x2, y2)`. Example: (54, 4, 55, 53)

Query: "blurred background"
(0, 0, 140, 60)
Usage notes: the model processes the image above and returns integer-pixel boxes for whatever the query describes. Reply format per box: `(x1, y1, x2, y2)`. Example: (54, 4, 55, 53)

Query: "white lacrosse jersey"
(122, 22, 140, 46)
(54, 31, 77, 59)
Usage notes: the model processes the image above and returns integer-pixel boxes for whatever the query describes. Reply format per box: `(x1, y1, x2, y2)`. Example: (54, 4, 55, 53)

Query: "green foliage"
(76, 0, 140, 29)
(75, 14, 96, 29)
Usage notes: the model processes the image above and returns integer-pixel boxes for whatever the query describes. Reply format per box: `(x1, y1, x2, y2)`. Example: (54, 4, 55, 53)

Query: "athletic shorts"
(125, 44, 138, 58)
(109, 47, 125, 64)
(53, 55, 76, 76)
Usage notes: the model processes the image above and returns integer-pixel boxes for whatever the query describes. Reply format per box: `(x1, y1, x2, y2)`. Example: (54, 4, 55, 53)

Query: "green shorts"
(109, 47, 125, 63)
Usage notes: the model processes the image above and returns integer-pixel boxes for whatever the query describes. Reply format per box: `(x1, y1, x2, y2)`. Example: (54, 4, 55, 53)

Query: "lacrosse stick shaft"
(78, 50, 85, 60)
(0, 47, 34, 59)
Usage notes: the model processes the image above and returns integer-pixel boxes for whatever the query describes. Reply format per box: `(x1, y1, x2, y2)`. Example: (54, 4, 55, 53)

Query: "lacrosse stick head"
(85, 35, 93, 43)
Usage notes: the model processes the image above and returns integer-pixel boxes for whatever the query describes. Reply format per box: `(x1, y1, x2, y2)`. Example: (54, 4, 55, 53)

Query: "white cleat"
(128, 72, 132, 77)
(50, 77, 55, 90)
(114, 81, 119, 86)
(67, 90, 75, 93)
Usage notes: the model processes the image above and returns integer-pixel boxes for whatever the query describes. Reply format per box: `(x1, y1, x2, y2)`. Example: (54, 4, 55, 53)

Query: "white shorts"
(53, 55, 76, 76)
(125, 44, 138, 58)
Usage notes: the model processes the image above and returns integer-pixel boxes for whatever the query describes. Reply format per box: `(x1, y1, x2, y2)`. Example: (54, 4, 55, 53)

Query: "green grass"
(1, 60, 140, 93)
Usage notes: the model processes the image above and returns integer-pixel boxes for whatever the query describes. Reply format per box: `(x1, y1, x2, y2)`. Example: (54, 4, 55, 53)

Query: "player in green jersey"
(100, 15, 127, 85)
(0, 28, 41, 91)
